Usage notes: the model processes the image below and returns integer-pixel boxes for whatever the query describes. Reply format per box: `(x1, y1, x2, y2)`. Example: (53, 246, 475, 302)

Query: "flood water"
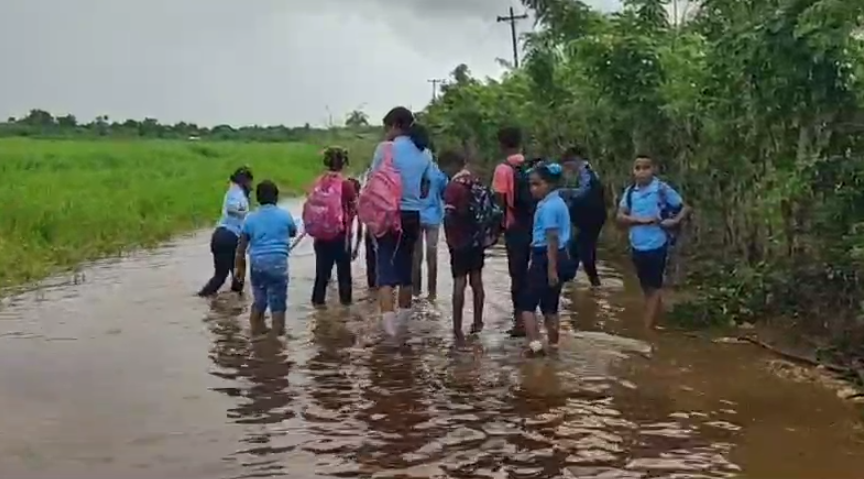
(1, 200, 863, 479)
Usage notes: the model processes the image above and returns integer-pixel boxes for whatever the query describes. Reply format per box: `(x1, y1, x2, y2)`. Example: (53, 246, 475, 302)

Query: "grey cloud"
(0, 0, 620, 128)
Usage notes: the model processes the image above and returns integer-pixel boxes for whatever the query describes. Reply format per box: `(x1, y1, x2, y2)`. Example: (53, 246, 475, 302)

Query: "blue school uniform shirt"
(370, 136, 432, 211)
(618, 177, 683, 251)
(531, 190, 571, 248)
(241, 204, 298, 261)
(217, 183, 249, 236)
(420, 162, 449, 226)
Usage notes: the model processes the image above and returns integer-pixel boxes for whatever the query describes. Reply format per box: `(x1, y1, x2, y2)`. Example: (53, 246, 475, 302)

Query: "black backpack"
(508, 159, 539, 225)
(568, 164, 607, 225)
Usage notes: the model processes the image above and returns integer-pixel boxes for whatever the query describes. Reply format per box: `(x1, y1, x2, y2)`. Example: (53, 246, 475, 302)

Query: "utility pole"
(497, 6, 528, 68)
(427, 78, 445, 101)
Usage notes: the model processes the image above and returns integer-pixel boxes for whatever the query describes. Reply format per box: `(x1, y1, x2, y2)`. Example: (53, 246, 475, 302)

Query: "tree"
(424, 0, 864, 342)
(345, 110, 369, 128)
(56, 114, 77, 128)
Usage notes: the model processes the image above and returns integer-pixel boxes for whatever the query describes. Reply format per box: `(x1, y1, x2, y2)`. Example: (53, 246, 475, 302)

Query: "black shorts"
(631, 246, 668, 291)
(519, 248, 576, 315)
(449, 246, 485, 278)
(375, 211, 421, 287)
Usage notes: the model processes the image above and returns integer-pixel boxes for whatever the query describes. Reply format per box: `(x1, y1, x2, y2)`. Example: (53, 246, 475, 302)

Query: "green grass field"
(0, 138, 331, 290)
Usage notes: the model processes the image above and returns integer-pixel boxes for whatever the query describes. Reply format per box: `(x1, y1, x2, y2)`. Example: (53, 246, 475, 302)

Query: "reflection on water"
(1, 201, 863, 478)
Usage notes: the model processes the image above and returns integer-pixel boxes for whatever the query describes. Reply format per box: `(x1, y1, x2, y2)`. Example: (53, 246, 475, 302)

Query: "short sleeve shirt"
(618, 178, 683, 251)
(532, 190, 571, 248)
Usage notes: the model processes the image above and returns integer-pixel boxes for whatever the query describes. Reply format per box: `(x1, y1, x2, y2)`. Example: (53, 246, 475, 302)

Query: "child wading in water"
(235, 180, 298, 336)
(439, 151, 497, 341)
(522, 162, 576, 353)
(302, 147, 362, 306)
(616, 155, 690, 329)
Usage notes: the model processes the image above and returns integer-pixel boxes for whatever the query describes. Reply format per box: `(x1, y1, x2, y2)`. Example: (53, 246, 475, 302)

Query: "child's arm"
(289, 231, 307, 251)
(352, 220, 363, 259)
(225, 192, 248, 218)
(617, 209, 656, 226)
(661, 186, 691, 227)
(234, 233, 249, 287)
(616, 188, 656, 226)
(287, 213, 304, 250)
(546, 228, 560, 286)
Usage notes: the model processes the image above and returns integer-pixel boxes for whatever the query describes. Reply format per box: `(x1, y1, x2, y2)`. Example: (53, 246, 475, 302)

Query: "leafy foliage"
(0, 109, 379, 143)
(424, 0, 864, 341)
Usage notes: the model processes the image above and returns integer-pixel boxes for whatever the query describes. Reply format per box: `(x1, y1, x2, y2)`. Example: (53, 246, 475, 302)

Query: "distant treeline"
(0, 109, 378, 143)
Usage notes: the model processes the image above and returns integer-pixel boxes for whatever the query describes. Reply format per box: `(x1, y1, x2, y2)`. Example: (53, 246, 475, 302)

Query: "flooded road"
(1, 200, 863, 478)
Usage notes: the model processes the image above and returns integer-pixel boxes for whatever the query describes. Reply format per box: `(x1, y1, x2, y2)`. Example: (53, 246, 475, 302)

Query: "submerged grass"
(0, 138, 324, 289)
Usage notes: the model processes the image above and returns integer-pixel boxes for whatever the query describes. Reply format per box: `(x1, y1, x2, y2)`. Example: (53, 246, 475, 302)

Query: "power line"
(496, 6, 528, 68)
(427, 78, 446, 101)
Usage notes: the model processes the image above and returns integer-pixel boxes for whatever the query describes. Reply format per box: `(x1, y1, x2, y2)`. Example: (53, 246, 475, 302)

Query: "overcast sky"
(0, 0, 620, 127)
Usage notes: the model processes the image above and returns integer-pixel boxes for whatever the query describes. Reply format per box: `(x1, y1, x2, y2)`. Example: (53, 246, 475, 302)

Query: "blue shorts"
(375, 211, 421, 287)
(631, 246, 667, 291)
(250, 255, 289, 313)
(519, 248, 576, 315)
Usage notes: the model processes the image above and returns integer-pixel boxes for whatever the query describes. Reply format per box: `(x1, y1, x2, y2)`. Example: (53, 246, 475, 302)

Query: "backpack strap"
(381, 141, 394, 166)
(657, 180, 667, 206)
(625, 183, 635, 212)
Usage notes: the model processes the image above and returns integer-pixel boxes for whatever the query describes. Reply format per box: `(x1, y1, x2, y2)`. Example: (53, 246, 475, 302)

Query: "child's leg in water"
(521, 310, 543, 352)
(469, 270, 484, 333)
(268, 268, 289, 336)
(541, 280, 564, 345)
(451, 275, 468, 340)
(544, 314, 560, 345)
(249, 273, 268, 336)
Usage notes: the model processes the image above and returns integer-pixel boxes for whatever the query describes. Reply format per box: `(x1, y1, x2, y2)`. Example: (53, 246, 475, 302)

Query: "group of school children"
(197, 106, 691, 354)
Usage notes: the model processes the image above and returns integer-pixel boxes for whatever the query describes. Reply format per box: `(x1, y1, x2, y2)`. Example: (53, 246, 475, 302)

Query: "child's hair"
(532, 161, 564, 186)
(255, 180, 279, 205)
(230, 166, 253, 197)
(383, 106, 429, 151)
(634, 153, 653, 163)
(497, 126, 522, 149)
(323, 146, 349, 171)
(437, 149, 466, 170)
(230, 166, 253, 184)
(563, 144, 585, 159)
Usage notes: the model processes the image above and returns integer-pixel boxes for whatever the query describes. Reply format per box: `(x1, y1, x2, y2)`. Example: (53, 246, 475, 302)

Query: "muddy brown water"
(1, 200, 863, 479)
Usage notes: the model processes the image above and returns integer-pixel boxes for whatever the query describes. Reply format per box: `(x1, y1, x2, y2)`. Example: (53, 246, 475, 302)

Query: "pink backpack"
(358, 142, 402, 237)
(302, 172, 345, 240)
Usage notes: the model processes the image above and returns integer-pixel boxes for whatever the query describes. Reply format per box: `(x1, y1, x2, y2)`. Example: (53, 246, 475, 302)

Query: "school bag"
(302, 172, 345, 240)
(507, 159, 539, 226)
(624, 179, 683, 245)
(358, 142, 402, 237)
(466, 180, 504, 249)
(565, 162, 607, 228)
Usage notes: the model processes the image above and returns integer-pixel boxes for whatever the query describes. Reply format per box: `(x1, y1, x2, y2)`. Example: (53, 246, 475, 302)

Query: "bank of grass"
(0, 137, 325, 290)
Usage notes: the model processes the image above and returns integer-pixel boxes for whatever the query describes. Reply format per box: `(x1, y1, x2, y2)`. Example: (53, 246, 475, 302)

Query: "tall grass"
(0, 138, 325, 289)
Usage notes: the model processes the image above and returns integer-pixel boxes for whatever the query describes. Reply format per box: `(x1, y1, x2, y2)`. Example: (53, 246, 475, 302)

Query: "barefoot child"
(616, 154, 690, 329)
(440, 151, 500, 340)
(521, 162, 576, 353)
(235, 180, 298, 336)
